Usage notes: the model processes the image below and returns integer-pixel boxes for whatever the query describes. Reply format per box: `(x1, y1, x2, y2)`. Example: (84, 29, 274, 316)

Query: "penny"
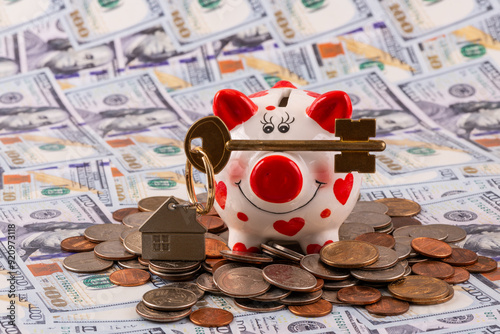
(388, 276, 450, 302)
(463, 256, 498, 273)
(320, 241, 379, 268)
(117, 258, 148, 270)
(365, 296, 409, 316)
(250, 286, 291, 302)
(323, 278, 359, 290)
(355, 232, 395, 248)
(411, 261, 454, 279)
(84, 224, 129, 243)
(216, 267, 270, 298)
(374, 198, 421, 217)
(94, 240, 136, 261)
(338, 223, 375, 241)
(352, 201, 389, 214)
(220, 250, 273, 264)
(136, 301, 192, 323)
(444, 267, 470, 284)
(393, 241, 412, 260)
(337, 286, 381, 305)
(109, 268, 150, 286)
(149, 260, 201, 273)
(391, 217, 422, 229)
(205, 238, 230, 258)
(412, 284, 454, 305)
(164, 282, 205, 300)
(279, 290, 323, 305)
(300, 254, 350, 280)
(60, 236, 97, 252)
(321, 290, 347, 304)
(351, 262, 406, 283)
(442, 248, 478, 266)
(113, 207, 140, 222)
(234, 298, 286, 312)
(142, 287, 197, 311)
(120, 227, 138, 243)
(305, 278, 324, 292)
(63, 251, 114, 273)
(122, 212, 152, 228)
(360, 246, 399, 270)
(344, 212, 392, 229)
(138, 196, 169, 212)
(431, 224, 467, 243)
(196, 273, 221, 293)
(393, 226, 419, 238)
(197, 215, 225, 232)
(411, 237, 452, 258)
(409, 225, 448, 241)
(123, 231, 142, 256)
(189, 308, 233, 327)
(288, 299, 332, 317)
(262, 264, 317, 292)
(261, 243, 302, 262)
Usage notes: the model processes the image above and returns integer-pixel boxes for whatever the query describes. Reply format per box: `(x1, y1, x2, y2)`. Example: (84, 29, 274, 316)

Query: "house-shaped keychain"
(139, 196, 207, 261)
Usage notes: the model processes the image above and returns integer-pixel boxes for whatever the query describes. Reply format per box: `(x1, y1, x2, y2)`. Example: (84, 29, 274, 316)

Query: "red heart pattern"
(273, 218, 305, 237)
(215, 181, 227, 210)
(307, 240, 333, 254)
(233, 242, 259, 253)
(334, 173, 353, 205)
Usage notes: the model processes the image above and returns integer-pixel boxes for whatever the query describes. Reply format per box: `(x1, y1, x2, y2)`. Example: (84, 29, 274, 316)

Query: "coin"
(407, 256, 428, 265)
(463, 256, 498, 273)
(138, 196, 168, 212)
(84, 224, 129, 242)
(300, 254, 350, 280)
(216, 267, 270, 298)
(196, 273, 221, 293)
(388, 276, 450, 302)
(205, 238, 230, 258)
(149, 265, 201, 281)
(338, 223, 375, 241)
(262, 264, 317, 292)
(94, 240, 136, 261)
(411, 261, 454, 279)
(360, 246, 399, 270)
(411, 237, 452, 258)
(60, 236, 97, 253)
(352, 201, 389, 214)
(393, 226, 418, 238)
(123, 231, 142, 255)
(138, 257, 149, 266)
(320, 241, 379, 268)
(279, 290, 323, 305)
(250, 286, 291, 302)
(403, 266, 412, 276)
(431, 224, 467, 243)
(442, 248, 478, 266)
(365, 296, 409, 316)
(305, 278, 324, 292)
(220, 250, 273, 264)
(355, 232, 395, 248)
(323, 278, 359, 290)
(122, 212, 152, 228)
(261, 243, 302, 262)
(288, 299, 332, 317)
(351, 262, 406, 283)
(149, 260, 201, 273)
(63, 251, 114, 273)
(337, 286, 381, 305)
(136, 301, 192, 323)
(213, 261, 246, 280)
(444, 267, 470, 284)
(409, 226, 448, 241)
(393, 241, 412, 260)
(234, 298, 286, 312)
(269, 242, 305, 260)
(109, 268, 150, 286)
(375, 223, 394, 234)
(189, 308, 233, 327)
(117, 259, 148, 270)
(142, 287, 197, 311)
(197, 216, 225, 232)
(164, 282, 205, 300)
(120, 227, 138, 243)
(374, 198, 421, 217)
(391, 217, 422, 229)
(113, 208, 140, 222)
(411, 284, 454, 305)
(344, 212, 392, 229)
(321, 290, 347, 304)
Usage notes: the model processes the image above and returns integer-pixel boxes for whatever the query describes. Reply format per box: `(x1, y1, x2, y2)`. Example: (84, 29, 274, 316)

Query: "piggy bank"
(212, 81, 361, 254)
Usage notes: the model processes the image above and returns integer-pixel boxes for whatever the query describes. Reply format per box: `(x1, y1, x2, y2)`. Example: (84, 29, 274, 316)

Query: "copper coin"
(234, 299, 286, 312)
(444, 267, 470, 284)
(463, 256, 498, 273)
(60, 236, 97, 252)
(197, 216, 224, 232)
(411, 237, 452, 258)
(411, 261, 454, 279)
(138, 257, 149, 266)
(365, 296, 409, 316)
(205, 258, 225, 268)
(113, 208, 140, 222)
(189, 308, 233, 327)
(288, 299, 332, 317)
(442, 248, 478, 266)
(94, 240, 136, 261)
(122, 212, 152, 228)
(136, 301, 192, 323)
(355, 232, 395, 248)
(205, 238, 229, 258)
(374, 198, 421, 217)
(388, 276, 449, 302)
(109, 269, 150, 286)
(391, 217, 422, 229)
(337, 286, 381, 305)
(320, 241, 379, 268)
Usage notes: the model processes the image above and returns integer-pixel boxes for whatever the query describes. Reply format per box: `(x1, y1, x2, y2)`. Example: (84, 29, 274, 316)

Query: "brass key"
(184, 116, 385, 174)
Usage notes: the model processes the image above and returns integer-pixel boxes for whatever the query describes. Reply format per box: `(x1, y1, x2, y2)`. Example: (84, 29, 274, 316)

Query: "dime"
(337, 286, 381, 305)
(122, 212, 152, 228)
(113, 208, 140, 222)
(442, 248, 478, 266)
(262, 264, 317, 292)
(138, 196, 168, 212)
(234, 298, 286, 312)
(84, 224, 129, 243)
(444, 267, 470, 284)
(288, 299, 332, 317)
(352, 201, 389, 214)
(220, 250, 273, 264)
(323, 278, 359, 290)
(411, 237, 452, 258)
(320, 241, 379, 268)
(354, 232, 395, 248)
(338, 223, 375, 241)
(365, 296, 409, 316)
(321, 290, 347, 304)
(120, 227, 138, 243)
(63, 251, 113, 273)
(149, 260, 201, 273)
(109, 269, 150, 286)
(205, 238, 229, 258)
(250, 286, 291, 302)
(374, 198, 421, 217)
(412, 284, 454, 305)
(393, 226, 418, 238)
(216, 267, 270, 298)
(351, 262, 406, 283)
(463, 256, 498, 273)
(117, 259, 149, 270)
(142, 287, 197, 311)
(279, 290, 323, 305)
(411, 261, 454, 279)
(189, 308, 233, 327)
(360, 246, 400, 271)
(261, 243, 302, 262)
(344, 212, 392, 229)
(164, 282, 205, 300)
(431, 224, 467, 243)
(123, 231, 142, 255)
(391, 217, 422, 229)
(300, 254, 350, 280)
(388, 276, 450, 302)
(60, 236, 97, 253)
(136, 301, 192, 323)
(197, 216, 225, 232)
(94, 240, 136, 261)
(393, 241, 412, 260)
(196, 273, 221, 293)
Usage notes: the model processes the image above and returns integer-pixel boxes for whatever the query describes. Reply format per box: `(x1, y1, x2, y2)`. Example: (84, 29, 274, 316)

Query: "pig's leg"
(227, 230, 263, 253)
(298, 233, 337, 254)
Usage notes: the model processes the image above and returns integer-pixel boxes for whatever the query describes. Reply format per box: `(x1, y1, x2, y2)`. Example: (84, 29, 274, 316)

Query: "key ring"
(185, 146, 215, 215)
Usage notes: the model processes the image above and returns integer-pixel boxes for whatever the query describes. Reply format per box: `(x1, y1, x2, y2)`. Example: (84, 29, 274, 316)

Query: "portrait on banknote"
(0, 106, 68, 132)
(212, 25, 272, 57)
(462, 224, 500, 258)
(354, 109, 419, 134)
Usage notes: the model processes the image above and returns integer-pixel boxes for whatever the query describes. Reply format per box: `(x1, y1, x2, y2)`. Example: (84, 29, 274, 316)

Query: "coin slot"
(279, 89, 292, 107)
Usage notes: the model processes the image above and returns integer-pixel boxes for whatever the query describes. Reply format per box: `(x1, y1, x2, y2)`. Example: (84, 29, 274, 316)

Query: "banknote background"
(3, 0, 500, 333)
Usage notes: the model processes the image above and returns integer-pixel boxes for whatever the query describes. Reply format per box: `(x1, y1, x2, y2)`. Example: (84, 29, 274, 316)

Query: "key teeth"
(335, 119, 376, 140)
(335, 153, 376, 173)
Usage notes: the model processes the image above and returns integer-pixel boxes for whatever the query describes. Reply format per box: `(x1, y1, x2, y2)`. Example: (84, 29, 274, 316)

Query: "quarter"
(216, 266, 270, 298)
(84, 224, 129, 243)
(352, 201, 389, 214)
(279, 290, 323, 305)
(262, 264, 317, 292)
(300, 254, 350, 280)
(94, 240, 136, 261)
(123, 231, 142, 255)
(344, 212, 392, 229)
(122, 212, 152, 228)
(351, 262, 406, 283)
(136, 301, 192, 322)
(142, 287, 197, 311)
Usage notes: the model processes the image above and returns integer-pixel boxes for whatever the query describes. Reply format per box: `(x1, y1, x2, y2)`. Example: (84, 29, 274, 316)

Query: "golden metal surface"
(320, 241, 379, 268)
(185, 147, 215, 215)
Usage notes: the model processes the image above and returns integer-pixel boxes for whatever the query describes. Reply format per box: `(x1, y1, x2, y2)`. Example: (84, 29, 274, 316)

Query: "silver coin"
(392, 226, 418, 238)
(123, 231, 142, 255)
(362, 246, 399, 270)
(344, 212, 392, 229)
(136, 301, 192, 322)
(149, 260, 201, 273)
(118, 258, 148, 270)
(196, 273, 221, 293)
(149, 265, 201, 281)
(250, 286, 291, 302)
(122, 212, 152, 228)
(338, 223, 375, 241)
(394, 236, 418, 257)
(399, 260, 409, 269)
(300, 254, 350, 280)
(403, 266, 412, 276)
(84, 224, 129, 242)
(323, 278, 358, 290)
(261, 243, 302, 262)
(262, 249, 282, 260)
(213, 262, 250, 283)
(234, 298, 286, 312)
(279, 290, 323, 305)
(63, 251, 113, 273)
(202, 262, 212, 273)
(268, 242, 305, 260)
(393, 241, 412, 260)
(142, 287, 197, 311)
(407, 256, 428, 265)
(94, 240, 136, 261)
(262, 264, 317, 292)
(220, 250, 273, 264)
(375, 223, 394, 234)
(409, 225, 448, 240)
(350, 262, 406, 283)
(321, 290, 347, 304)
(120, 227, 139, 243)
(431, 224, 467, 243)
(163, 282, 205, 300)
(352, 201, 389, 214)
(215, 267, 270, 298)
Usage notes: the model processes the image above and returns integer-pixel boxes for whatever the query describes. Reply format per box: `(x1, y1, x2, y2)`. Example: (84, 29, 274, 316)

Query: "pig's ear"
(306, 91, 352, 133)
(213, 89, 258, 131)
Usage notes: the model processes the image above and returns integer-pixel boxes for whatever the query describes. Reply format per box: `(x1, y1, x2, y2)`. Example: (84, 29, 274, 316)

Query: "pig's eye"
(263, 124, 274, 133)
(278, 123, 290, 133)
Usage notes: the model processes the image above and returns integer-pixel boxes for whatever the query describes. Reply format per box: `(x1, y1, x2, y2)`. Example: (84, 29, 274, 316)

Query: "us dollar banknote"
(0, 33, 21, 79)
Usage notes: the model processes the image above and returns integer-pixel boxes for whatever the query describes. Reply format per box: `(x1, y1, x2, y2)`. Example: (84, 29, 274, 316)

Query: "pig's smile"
(236, 180, 325, 214)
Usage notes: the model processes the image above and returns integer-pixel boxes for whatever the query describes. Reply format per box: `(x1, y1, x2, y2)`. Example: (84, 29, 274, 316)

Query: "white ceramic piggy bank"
(212, 81, 361, 254)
